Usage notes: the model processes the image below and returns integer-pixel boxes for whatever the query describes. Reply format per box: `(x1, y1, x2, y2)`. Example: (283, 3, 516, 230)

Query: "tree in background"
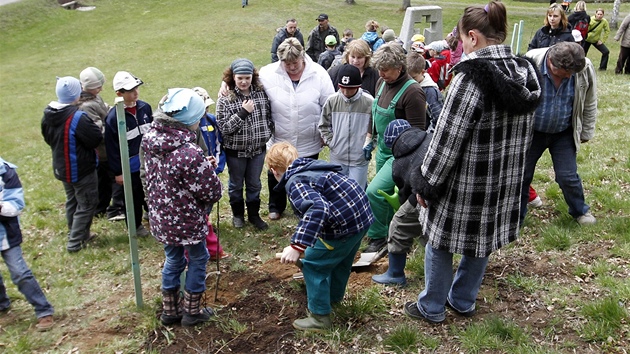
(611, 0, 621, 29)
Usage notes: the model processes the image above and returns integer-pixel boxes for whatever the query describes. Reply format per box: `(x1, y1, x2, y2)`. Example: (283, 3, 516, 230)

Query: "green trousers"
(302, 231, 365, 315)
(366, 152, 395, 240)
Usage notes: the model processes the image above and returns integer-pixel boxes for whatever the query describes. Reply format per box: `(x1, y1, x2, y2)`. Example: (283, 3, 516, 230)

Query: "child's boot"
(292, 312, 332, 331)
(181, 291, 215, 327)
(230, 201, 245, 228)
(246, 200, 268, 230)
(160, 289, 182, 325)
(372, 252, 407, 286)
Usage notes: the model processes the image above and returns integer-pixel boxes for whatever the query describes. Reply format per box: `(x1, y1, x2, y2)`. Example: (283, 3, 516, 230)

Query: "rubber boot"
(247, 200, 268, 230)
(292, 312, 332, 331)
(181, 291, 215, 327)
(160, 289, 182, 325)
(230, 201, 245, 228)
(372, 252, 407, 286)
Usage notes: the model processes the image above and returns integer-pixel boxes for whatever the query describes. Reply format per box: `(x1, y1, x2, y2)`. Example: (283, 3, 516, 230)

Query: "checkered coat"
(410, 45, 542, 258)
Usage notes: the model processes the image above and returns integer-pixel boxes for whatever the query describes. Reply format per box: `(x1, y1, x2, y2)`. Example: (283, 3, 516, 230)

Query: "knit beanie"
(382, 29, 396, 43)
(230, 58, 254, 75)
(384, 119, 411, 149)
(79, 67, 105, 90)
(56, 76, 82, 104)
(162, 88, 206, 126)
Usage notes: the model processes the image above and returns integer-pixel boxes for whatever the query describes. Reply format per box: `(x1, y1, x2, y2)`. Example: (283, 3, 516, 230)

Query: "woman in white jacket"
(259, 38, 335, 220)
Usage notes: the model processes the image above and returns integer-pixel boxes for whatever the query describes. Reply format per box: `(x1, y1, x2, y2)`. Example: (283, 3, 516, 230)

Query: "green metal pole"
(510, 23, 518, 52)
(516, 20, 524, 55)
(115, 97, 144, 308)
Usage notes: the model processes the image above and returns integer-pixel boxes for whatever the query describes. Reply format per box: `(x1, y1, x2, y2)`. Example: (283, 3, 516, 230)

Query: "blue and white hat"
(384, 119, 411, 149)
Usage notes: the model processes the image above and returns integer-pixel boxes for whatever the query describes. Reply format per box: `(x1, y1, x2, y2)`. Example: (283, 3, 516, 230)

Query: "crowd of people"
(3, 0, 610, 334)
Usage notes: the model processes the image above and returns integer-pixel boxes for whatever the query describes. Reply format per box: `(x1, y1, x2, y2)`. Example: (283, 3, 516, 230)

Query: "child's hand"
(206, 156, 218, 169)
(242, 99, 254, 113)
(280, 246, 300, 264)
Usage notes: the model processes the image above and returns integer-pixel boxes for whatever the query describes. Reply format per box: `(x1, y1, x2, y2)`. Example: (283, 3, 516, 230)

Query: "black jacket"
(528, 25, 575, 50)
(391, 127, 431, 206)
(41, 104, 102, 183)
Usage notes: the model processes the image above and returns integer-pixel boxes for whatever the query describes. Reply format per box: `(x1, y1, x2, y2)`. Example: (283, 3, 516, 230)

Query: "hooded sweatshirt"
(41, 102, 102, 183)
(142, 112, 222, 246)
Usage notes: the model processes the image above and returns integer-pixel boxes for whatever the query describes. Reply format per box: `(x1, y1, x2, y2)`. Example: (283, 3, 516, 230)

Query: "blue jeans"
(520, 128, 589, 223)
(337, 163, 369, 190)
(0, 246, 54, 318)
(225, 152, 265, 204)
(162, 241, 209, 293)
(417, 244, 488, 322)
(302, 231, 365, 315)
(62, 171, 98, 250)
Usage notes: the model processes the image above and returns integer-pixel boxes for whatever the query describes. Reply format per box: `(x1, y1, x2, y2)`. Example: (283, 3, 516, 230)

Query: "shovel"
(352, 246, 388, 268)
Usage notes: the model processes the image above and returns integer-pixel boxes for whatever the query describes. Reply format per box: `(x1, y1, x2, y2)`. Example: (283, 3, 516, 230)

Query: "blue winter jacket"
(0, 158, 24, 251)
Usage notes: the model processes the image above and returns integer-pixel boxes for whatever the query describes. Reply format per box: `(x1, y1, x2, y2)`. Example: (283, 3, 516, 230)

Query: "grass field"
(1, 0, 629, 353)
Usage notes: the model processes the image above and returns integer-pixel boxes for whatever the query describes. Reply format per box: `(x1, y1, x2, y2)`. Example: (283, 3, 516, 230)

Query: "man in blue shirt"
(522, 42, 598, 225)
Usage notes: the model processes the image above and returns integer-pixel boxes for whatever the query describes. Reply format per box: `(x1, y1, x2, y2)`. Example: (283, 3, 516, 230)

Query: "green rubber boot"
(292, 313, 332, 332)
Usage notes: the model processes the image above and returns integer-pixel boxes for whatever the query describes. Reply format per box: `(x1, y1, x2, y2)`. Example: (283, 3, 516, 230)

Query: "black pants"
(616, 46, 630, 74)
(584, 41, 610, 70)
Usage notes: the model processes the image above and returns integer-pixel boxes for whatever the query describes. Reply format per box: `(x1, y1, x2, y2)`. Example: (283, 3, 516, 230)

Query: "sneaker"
(528, 196, 543, 208)
(363, 238, 387, 253)
(108, 213, 126, 222)
(445, 299, 476, 317)
(576, 213, 596, 225)
(268, 212, 281, 220)
(232, 216, 245, 228)
(403, 301, 442, 324)
(136, 225, 150, 237)
(210, 251, 231, 262)
(36, 315, 55, 332)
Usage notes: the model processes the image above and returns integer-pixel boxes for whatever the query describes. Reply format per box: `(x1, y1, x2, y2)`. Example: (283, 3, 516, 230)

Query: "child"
(425, 40, 452, 90)
(142, 88, 222, 326)
(318, 64, 373, 189)
(360, 20, 385, 52)
(0, 157, 55, 331)
(216, 58, 274, 230)
(41, 76, 102, 252)
(269, 142, 374, 331)
(317, 35, 341, 70)
(338, 28, 354, 53)
(406, 52, 444, 132)
(78, 67, 111, 217)
(192, 86, 229, 260)
(104, 71, 152, 237)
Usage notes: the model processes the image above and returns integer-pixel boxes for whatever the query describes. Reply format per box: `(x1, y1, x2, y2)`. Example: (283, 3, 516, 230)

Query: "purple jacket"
(142, 113, 222, 246)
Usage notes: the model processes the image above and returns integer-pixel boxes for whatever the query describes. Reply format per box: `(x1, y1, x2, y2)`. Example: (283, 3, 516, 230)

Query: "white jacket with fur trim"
(259, 55, 334, 157)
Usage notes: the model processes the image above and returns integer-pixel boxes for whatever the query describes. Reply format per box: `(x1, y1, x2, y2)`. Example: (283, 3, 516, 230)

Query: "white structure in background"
(399, 6, 443, 52)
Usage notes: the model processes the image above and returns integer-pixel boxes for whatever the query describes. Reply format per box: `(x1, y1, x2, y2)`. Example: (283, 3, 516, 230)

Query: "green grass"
(1, 0, 630, 352)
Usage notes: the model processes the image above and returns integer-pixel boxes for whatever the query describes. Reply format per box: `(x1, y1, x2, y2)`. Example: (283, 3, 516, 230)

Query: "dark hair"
(458, 1, 507, 44)
(548, 42, 586, 72)
(222, 67, 262, 91)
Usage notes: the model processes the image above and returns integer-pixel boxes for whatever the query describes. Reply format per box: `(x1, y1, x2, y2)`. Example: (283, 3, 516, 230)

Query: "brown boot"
(181, 291, 215, 326)
(160, 289, 182, 325)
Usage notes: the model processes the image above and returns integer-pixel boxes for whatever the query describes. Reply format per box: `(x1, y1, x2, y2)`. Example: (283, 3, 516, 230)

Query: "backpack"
(575, 19, 589, 40)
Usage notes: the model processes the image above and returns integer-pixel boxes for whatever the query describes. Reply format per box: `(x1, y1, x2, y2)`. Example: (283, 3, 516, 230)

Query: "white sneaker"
(576, 213, 596, 225)
(528, 196, 543, 208)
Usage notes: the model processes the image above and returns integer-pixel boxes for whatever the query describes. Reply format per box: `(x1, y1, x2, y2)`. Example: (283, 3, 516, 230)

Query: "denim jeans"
(162, 240, 209, 293)
(302, 231, 364, 315)
(337, 163, 369, 190)
(366, 154, 395, 240)
(62, 171, 98, 250)
(417, 244, 488, 322)
(225, 152, 265, 204)
(0, 246, 54, 318)
(520, 128, 589, 222)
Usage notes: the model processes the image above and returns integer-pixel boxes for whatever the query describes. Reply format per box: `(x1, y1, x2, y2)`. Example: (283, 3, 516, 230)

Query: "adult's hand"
(242, 99, 254, 113)
(280, 246, 300, 264)
(218, 81, 229, 97)
(115, 175, 124, 185)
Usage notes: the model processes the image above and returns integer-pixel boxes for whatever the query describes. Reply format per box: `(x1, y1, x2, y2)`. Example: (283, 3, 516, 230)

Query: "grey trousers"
(387, 199, 428, 254)
(62, 171, 98, 250)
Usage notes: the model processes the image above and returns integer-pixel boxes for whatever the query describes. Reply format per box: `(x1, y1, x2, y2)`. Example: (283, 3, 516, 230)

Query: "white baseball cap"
(113, 71, 143, 91)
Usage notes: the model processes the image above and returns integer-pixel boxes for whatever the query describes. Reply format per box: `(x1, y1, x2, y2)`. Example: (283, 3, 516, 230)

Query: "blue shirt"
(533, 56, 574, 134)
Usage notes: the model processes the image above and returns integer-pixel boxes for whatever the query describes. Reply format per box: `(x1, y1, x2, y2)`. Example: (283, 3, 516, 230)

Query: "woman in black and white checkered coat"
(403, 1, 542, 324)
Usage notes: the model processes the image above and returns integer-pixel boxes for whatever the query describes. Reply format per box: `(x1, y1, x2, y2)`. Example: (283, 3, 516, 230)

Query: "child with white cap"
(142, 88, 222, 326)
(41, 76, 103, 252)
(78, 67, 112, 217)
(104, 71, 153, 236)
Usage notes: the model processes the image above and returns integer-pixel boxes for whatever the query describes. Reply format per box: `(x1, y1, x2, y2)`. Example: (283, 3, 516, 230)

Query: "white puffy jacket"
(259, 55, 334, 157)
